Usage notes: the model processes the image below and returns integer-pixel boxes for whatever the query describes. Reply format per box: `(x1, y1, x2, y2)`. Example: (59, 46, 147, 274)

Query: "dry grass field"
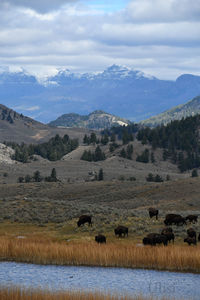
(0, 287, 171, 300)
(0, 236, 199, 273)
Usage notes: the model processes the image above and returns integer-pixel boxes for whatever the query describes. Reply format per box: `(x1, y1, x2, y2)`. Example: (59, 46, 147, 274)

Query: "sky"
(0, 0, 200, 79)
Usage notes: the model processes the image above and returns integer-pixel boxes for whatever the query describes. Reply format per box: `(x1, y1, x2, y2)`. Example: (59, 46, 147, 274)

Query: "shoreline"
(1, 259, 200, 275)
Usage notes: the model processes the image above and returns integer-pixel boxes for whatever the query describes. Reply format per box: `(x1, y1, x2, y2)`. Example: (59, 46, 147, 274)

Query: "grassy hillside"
(141, 95, 200, 127)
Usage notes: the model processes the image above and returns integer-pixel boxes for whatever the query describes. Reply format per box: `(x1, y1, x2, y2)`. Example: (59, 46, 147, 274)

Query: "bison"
(187, 228, 197, 239)
(148, 207, 159, 220)
(172, 216, 186, 226)
(164, 214, 185, 226)
(77, 215, 92, 227)
(185, 215, 198, 224)
(95, 234, 106, 244)
(143, 237, 155, 246)
(184, 237, 197, 246)
(154, 234, 168, 246)
(114, 225, 128, 238)
(143, 234, 168, 246)
(163, 232, 175, 244)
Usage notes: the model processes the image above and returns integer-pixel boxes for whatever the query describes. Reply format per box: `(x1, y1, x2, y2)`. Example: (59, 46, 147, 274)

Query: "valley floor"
(0, 178, 199, 272)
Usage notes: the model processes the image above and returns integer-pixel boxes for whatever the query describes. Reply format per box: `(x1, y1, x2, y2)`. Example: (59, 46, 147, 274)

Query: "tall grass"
(0, 237, 199, 272)
(0, 287, 171, 300)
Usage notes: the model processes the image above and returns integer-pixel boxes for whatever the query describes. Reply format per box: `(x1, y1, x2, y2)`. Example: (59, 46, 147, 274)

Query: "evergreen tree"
(151, 152, 155, 163)
(146, 173, 154, 182)
(33, 170, 42, 182)
(90, 133, 97, 144)
(120, 148, 126, 158)
(126, 144, 133, 160)
(101, 134, 109, 145)
(50, 168, 57, 181)
(18, 176, 24, 183)
(136, 149, 149, 163)
(191, 169, 198, 177)
(25, 174, 31, 183)
(98, 168, 104, 181)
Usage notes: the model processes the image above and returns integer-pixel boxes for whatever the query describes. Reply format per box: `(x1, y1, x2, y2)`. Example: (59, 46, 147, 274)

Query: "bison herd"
(144, 210, 200, 246)
(77, 211, 200, 246)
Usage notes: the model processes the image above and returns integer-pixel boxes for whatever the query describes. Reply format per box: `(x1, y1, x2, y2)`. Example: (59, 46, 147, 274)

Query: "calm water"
(0, 262, 199, 299)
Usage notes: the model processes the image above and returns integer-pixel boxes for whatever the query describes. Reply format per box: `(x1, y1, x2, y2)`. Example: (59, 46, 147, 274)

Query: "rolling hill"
(49, 110, 131, 129)
(0, 104, 91, 144)
(141, 95, 200, 127)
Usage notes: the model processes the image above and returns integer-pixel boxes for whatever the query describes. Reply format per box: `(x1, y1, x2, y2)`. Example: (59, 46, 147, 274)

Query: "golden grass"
(0, 287, 171, 300)
(0, 237, 199, 273)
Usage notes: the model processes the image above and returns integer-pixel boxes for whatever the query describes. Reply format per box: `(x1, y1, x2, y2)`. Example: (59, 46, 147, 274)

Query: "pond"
(0, 262, 199, 299)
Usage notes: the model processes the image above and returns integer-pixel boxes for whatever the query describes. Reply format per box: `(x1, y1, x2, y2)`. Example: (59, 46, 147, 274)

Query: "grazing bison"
(144, 233, 168, 246)
(185, 215, 198, 224)
(148, 207, 159, 220)
(95, 234, 106, 244)
(114, 226, 128, 238)
(164, 214, 182, 226)
(184, 237, 197, 246)
(143, 237, 155, 246)
(164, 214, 186, 226)
(161, 227, 173, 235)
(163, 232, 175, 244)
(187, 228, 197, 239)
(153, 234, 168, 246)
(77, 215, 92, 227)
(172, 216, 186, 226)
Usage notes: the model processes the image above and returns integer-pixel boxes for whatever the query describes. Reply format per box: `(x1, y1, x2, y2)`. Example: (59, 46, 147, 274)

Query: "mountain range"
(1, 65, 200, 123)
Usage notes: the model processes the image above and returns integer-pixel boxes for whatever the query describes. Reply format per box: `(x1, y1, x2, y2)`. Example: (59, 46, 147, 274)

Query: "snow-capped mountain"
(0, 65, 200, 123)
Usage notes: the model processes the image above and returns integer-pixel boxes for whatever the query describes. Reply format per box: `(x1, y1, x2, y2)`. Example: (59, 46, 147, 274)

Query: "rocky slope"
(0, 143, 15, 164)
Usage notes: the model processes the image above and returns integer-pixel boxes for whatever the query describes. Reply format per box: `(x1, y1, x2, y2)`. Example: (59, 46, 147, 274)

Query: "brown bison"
(95, 234, 106, 244)
(185, 215, 198, 224)
(114, 226, 128, 238)
(143, 237, 156, 246)
(184, 237, 197, 246)
(148, 207, 159, 220)
(164, 214, 185, 226)
(187, 228, 197, 239)
(143, 233, 168, 246)
(163, 232, 175, 243)
(77, 215, 92, 227)
(172, 216, 186, 226)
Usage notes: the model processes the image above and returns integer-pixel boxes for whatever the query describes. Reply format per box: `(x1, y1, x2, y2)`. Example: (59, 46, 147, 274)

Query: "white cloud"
(0, 0, 78, 13)
(13, 105, 40, 111)
(127, 0, 200, 22)
(0, 0, 199, 79)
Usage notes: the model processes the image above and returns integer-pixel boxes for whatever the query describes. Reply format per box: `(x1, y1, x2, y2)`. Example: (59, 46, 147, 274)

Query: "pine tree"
(98, 168, 104, 181)
(33, 170, 42, 182)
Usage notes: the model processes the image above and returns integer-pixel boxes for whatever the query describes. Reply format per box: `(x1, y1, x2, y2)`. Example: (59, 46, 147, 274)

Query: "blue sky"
(0, 0, 200, 79)
(84, 0, 130, 12)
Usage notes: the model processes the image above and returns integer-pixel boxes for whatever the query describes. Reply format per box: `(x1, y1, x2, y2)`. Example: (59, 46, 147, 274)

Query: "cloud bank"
(0, 0, 200, 79)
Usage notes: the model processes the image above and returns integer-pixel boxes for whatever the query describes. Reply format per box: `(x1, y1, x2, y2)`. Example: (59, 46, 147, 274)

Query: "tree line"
(5, 134, 79, 163)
